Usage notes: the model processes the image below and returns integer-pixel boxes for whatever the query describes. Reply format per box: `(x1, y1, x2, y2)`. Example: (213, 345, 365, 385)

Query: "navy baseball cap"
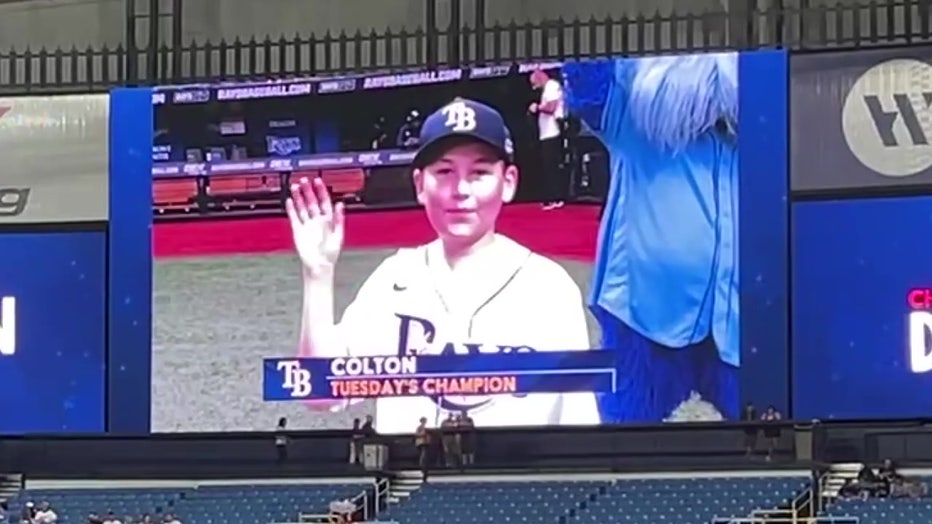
(413, 98, 514, 168)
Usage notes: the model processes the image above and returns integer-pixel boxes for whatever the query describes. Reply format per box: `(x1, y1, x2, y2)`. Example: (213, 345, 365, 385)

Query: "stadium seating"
(8, 483, 365, 524)
(380, 476, 808, 524)
(381, 480, 606, 523)
(579, 476, 808, 524)
(8, 476, 810, 524)
(825, 479, 932, 524)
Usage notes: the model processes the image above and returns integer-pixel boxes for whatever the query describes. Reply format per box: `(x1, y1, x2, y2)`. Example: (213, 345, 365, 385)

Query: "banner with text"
(264, 352, 617, 401)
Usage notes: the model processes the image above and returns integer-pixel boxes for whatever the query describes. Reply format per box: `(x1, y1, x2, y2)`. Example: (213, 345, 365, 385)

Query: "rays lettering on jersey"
(395, 313, 535, 412)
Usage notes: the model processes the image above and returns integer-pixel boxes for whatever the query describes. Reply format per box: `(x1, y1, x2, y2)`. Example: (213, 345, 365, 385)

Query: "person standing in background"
(761, 405, 782, 461)
(360, 415, 375, 437)
(274, 417, 289, 463)
(528, 69, 566, 210)
(440, 413, 458, 467)
(741, 402, 758, 456)
(349, 418, 363, 465)
(415, 417, 430, 481)
(457, 412, 476, 467)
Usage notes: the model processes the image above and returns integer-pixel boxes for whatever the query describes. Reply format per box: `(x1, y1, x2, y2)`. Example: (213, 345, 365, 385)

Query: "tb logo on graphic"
(842, 59, 932, 178)
(277, 360, 313, 398)
(442, 101, 477, 132)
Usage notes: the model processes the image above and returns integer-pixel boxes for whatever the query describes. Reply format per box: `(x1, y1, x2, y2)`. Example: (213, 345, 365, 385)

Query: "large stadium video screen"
(150, 52, 780, 433)
(793, 195, 932, 420)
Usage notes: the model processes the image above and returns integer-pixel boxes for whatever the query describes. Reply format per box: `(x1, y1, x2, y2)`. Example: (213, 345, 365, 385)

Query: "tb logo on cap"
(442, 101, 477, 132)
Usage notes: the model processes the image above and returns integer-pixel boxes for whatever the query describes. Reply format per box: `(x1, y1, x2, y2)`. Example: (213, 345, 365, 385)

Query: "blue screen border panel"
(0, 231, 107, 434)
(737, 49, 790, 413)
(108, 88, 154, 433)
(791, 196, 932, 420)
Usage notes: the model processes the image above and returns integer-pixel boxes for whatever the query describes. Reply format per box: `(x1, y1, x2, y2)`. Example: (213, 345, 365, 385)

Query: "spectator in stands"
(350, 418, 363, 465)
(138, 514, 151, 524)
(440, 413, 459, 467)
(361, 415, 376, 438)
(355, 414, 379, 467)
(760, 405, 782, 461)
(19, 502, 34, 524)
(33, 503, 55, 524)
(415, 417, 431, 480)
(275, 417, 289, 463)
(879, 458, 896, 475)
(742, 402, 758, 456)
(101, 512, 120, 524)
(457, 411, 476, 467)
(880, 458, 929, 498)
(878, 459, 900, 497)
(839, 463, 890, 500)
(858, 463, 885, 498)
(838, 477, 867, 500)
(329, 499, 354, 523)
(162, 514, 180, 524)
(86, 512, 103, 524)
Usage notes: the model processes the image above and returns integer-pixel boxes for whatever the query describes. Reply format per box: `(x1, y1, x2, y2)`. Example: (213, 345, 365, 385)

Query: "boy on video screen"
(287, 98, 600, 434)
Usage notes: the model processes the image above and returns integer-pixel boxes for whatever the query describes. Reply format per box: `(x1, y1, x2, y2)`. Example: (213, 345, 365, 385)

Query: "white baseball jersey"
(336, 234, 599, 434)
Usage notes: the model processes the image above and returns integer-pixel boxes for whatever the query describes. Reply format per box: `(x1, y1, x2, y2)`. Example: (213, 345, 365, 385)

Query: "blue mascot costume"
(562, 54, 740, 423)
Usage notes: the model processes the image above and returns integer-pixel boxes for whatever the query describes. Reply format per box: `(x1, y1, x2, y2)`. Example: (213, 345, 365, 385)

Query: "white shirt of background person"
(538, 78, 565, 140)
(33, 509, 55, 524)
(102, 515, 120, 524)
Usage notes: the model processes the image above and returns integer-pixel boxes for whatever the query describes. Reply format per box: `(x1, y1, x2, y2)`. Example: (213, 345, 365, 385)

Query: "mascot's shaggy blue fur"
(563, 54, 740, 423)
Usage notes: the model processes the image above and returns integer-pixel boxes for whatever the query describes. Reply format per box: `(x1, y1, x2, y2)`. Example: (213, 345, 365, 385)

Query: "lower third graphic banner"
(263, 352, 617, 400)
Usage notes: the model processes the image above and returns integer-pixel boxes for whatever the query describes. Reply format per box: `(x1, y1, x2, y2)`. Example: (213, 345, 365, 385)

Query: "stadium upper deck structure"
(0, 419, 930, 524)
